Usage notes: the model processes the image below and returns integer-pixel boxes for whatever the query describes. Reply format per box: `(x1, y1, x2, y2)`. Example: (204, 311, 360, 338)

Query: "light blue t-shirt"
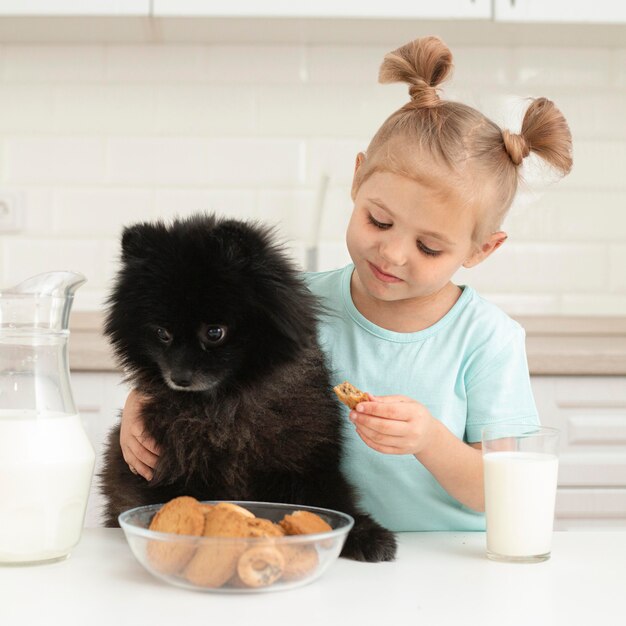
(305, 264, 539, 532)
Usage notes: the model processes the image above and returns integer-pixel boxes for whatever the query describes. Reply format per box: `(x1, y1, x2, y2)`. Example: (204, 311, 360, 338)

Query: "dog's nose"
(171, 373, 192, 387)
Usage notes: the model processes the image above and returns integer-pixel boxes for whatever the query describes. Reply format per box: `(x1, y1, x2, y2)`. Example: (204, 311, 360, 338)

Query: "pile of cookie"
(145, 496, 332, 589)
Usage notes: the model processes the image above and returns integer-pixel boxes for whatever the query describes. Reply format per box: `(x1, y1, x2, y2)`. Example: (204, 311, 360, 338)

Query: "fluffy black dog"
(100, 214, 396, 562)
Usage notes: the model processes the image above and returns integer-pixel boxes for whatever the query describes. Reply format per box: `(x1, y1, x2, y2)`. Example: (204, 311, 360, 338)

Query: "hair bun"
(379, 36, 453, 109)
(408, 82, 440, 108)
(502, 129, 530, 166)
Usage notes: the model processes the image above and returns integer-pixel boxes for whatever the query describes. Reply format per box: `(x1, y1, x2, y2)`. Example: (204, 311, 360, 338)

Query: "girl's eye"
(156, 327, 172, 343)
(368, 214, 391, 229)
(205, 325, 227, 345)
(417, 241, 442, 257)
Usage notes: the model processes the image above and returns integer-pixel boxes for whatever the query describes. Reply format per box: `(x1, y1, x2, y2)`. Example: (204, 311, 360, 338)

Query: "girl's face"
(346, 168, 489, 306)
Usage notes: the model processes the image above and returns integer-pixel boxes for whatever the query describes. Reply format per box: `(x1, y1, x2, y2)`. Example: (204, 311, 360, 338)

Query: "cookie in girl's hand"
(333, 381, 369, 410)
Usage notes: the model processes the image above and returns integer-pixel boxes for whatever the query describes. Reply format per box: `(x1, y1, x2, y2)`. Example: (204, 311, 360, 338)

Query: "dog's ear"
(121, 222, 166, 262)
(254, 272, 321, 352)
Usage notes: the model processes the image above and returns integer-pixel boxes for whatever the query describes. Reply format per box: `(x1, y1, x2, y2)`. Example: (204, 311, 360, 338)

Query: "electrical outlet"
(0, 193, 23, 232)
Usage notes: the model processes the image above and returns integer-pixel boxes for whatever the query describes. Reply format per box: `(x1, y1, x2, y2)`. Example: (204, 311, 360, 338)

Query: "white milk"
(483, 451, 559, 558)
(0, 410, 95, 564)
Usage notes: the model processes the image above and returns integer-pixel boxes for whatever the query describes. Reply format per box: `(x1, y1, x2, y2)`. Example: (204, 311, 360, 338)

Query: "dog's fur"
(99, 214, 396, 562)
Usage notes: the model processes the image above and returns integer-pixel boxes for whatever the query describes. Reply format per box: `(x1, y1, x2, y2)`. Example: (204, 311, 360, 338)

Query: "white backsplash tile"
(512, 47, 612, 88)
(452, 46, 515, 87)
(20, 190, 55, 234)
(1, 238, 102, 287)
(453, 243, 609, 293)
(202, 45, 305, 84)
(257, 188, 317, 240)
(318, 186, 353, 242)
(105, 45, 203, 82)
(106, 138, 209, 185)
(502, 202, 559, 241)
(282, 239, 308, 270)
(549, 93, 626, 140)
(0, 41, 624, 315)
(205, 139, 302, 186)
(53, 191, 155, 235)
(306, 139, 367, 186)
(257, 84, 401, 138)
(54, 84, 158, 135)
(5, 138, 106, 184)
(0, 84, 55, 133)
(99, 238, 123, 297)
(155, 189, 257, 220)
(156, 84, 256, 136)
(609, 245, 626, 292)
(560, 140, 626, 190)
(548, 191, 626, 240)
(2, 45, 105, 81)
(306, 45, 390, 84)
(315, 242, 352, 272)
(482, 293, 562, 316)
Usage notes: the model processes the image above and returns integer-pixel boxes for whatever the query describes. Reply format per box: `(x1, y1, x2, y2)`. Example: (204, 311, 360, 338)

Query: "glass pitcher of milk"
(0, 271, 95, 565)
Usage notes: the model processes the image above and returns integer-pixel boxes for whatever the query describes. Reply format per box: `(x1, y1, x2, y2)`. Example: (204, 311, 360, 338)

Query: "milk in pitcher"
(0, 410, 95, 564)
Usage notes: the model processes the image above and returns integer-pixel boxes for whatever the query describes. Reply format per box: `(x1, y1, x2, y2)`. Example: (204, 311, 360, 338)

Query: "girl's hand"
(349, 394, 436, 456)
(120, 389, 160, 480)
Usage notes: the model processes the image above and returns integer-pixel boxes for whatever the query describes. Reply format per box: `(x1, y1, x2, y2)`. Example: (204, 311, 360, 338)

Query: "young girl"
(118, 36, 572, 532)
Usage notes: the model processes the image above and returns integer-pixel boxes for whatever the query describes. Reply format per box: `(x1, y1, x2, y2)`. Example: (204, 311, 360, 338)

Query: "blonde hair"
(354, 36, 573, 242)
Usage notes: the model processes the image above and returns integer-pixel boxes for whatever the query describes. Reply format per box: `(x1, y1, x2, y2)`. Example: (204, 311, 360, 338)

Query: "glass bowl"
(118, 500, 354, 593)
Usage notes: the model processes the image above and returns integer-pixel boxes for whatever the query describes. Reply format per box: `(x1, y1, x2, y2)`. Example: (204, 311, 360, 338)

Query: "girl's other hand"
(349, 394, 436, 456)
(120, 389, 160, 480)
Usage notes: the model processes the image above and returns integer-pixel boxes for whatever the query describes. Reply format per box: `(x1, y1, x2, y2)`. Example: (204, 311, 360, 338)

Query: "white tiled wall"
(0, 43, 625, 314)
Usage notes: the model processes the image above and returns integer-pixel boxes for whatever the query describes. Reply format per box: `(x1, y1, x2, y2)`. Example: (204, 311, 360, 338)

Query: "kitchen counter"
(1, 530, 624, 626)
(68, 312, 626, 375)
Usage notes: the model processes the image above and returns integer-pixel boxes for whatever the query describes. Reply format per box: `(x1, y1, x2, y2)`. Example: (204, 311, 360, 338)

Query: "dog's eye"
(205, 325, 227, 345)
(156, 327, 172, 343)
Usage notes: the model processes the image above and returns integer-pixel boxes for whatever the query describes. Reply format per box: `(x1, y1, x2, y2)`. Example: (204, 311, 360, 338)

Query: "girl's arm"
(119, 389, 161, 481)
(350, 397, 485, 511)
(415, 421, 484, 511)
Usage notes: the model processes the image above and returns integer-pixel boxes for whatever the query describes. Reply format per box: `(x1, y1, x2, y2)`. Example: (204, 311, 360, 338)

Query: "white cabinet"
(2, 0, 624, 44)
(153, 0, 491, 19)
(0, 1, 149, 15)
(495, 0, 626, 24)
(531, 376, 626, 529)
(73, 371, 626, 529)
(71, 371, 129, 527)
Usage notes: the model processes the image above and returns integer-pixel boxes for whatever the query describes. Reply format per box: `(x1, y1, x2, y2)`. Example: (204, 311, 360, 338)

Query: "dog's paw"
(340, 514, 397, 562)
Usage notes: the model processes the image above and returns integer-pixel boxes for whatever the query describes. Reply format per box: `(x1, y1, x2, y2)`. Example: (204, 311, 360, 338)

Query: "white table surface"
(1, 529, 624, 626)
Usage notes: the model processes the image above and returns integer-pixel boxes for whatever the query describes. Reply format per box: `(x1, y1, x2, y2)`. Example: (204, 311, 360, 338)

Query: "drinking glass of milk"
(482, 424, 559, 563)
(0, 272, 95, 566)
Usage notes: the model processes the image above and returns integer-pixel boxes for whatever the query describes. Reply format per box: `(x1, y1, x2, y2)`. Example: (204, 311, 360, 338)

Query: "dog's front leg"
(296, 468, 397, 563)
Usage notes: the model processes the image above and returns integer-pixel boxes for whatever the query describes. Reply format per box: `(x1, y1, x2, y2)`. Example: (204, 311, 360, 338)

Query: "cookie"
(197, 503, 215, 515)
(279, 544, 319, 581)
(279, 510, 332, 536)
(226, 571, 249, 588)
(333, 381, 369, 410)
(146, 496, 205, 574)
(214, 502, 255, 518)
(183, 508, 250, 588)
(245, 517, 285, 538)
(237, 545, 285, 588)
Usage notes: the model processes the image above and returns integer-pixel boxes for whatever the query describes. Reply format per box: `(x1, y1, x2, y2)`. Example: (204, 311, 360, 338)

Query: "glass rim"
(481, 423, 559, 441)
(118, 500, 355, 544)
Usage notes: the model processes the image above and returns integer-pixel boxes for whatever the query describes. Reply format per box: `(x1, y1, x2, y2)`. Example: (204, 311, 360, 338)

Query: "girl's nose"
(379, 238, 408, 267)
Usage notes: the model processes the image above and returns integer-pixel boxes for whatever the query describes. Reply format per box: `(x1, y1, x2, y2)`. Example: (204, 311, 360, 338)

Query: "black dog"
(99, 214, 396, 562)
